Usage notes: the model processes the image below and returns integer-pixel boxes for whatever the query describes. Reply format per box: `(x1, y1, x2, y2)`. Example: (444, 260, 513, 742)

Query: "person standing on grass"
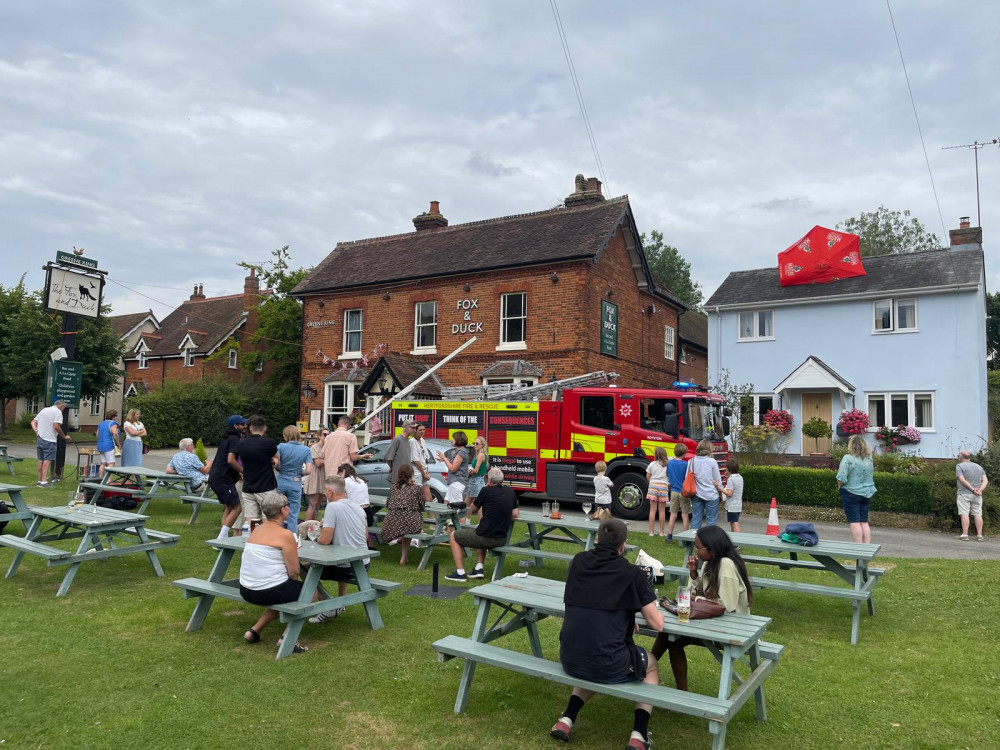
(31, 400, 70, 487)
(437, 430, 469, 507)
(209, 415, 246, 539)
(302, 430, 328, 522)
(235, 415, 281, 532)
(409, 423, 433, 505)
(550, 518, 663, 750)
(121, 408, 146, 467)
(646, 446, 669, 537)
(836, 434, 876, 544)
(665, 443, 691, 542)
(445, 467, 518, 582)
(322, 415, 372, 473)
(276, 425, 313, 534)
(687, 438, 722, 530)
(385, 420, 415, 483)
(95, 409, 120, 478)
(956, 450, 988, 542)
(719, 457, 744, 533)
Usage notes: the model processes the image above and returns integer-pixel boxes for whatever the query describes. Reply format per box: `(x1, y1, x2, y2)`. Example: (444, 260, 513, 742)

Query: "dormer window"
(184, 348, 195, 367)
(138, 352, 148, 370)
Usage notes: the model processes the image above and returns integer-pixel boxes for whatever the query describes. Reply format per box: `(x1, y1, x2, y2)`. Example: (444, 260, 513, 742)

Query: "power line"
(885, 0, 948, 242)
(550, 0, 609, 193)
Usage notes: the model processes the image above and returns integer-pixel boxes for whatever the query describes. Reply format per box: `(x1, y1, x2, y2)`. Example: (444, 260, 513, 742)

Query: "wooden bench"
(179, 486, 221, 524)
(738, 553, 885, 577)
(77, 482, 145, 501)
(433, 635, 772, 750)
(2, 455, 23, 476)
(0, 536, 73, 563)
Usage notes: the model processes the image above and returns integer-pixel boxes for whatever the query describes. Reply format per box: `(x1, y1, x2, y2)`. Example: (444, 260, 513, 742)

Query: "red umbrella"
(778, 226, 865, 286)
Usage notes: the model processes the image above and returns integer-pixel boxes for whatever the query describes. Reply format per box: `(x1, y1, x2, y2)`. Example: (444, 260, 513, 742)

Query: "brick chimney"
(413, 201, 448, 231)
(564, 173, 605, 206)
(243, 268, 261, 311)
(948, 216, 983, 251)
(189, 284, 206, 301)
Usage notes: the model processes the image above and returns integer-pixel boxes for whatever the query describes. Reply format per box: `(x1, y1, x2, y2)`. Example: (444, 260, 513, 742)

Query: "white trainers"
(308, 607, 345, 624)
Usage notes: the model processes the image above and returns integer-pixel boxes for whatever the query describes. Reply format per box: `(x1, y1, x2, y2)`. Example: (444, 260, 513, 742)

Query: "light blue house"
(705, 221, 987, 458)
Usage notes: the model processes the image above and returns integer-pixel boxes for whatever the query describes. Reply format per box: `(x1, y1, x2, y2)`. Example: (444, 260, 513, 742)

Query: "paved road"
(5, 440, 996, 559)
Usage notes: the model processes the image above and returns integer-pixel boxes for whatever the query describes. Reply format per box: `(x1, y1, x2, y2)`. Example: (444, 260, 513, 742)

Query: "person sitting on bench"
(550, 518, 663, 750)
(444, 467, 518, 581)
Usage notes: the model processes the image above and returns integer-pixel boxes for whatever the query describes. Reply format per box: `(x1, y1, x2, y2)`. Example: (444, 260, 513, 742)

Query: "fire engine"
(390, 376, 730, 519)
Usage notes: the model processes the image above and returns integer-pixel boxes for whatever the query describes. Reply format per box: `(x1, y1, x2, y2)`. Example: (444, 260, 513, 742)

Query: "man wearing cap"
(549, 518, 663, 750)
(322, 415, 372, 475)
(31, 400, 71, 487)
(208, 414, 246, 539)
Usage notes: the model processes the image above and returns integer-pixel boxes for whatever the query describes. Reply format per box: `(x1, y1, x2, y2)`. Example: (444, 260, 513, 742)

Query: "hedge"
(125, 379, 298, 449)
(741, 465, 934, 514)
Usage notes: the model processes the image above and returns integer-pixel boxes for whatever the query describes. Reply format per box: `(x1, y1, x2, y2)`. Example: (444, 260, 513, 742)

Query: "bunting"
(316, 343, 387, 374)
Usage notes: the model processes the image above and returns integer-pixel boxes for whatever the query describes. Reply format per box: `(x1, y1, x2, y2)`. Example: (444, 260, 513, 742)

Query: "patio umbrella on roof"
(778, 225, 866, 286)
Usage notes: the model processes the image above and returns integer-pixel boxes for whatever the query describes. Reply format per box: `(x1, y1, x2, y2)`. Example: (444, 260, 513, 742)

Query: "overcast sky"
(2, 1, 997, 318)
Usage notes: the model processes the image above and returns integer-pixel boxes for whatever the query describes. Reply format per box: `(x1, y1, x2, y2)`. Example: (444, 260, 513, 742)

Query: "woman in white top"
(337, 463, 375, 533)
(121, 408, 147, 467)
(239, 493, 306, 652)
(686, 438, 722, 530)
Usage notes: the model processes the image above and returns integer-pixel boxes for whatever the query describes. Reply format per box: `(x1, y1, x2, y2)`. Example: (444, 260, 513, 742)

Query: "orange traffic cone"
(765, 497, 780, 536)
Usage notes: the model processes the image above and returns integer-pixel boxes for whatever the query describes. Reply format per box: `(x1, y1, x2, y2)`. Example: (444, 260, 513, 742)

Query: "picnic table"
(174, 537, 401, 660)
(369, 497, 469, 571)
(0, 483, 32, 534)
(0, 445, 24, 477)
(489, 509, 600, 580)
(0, 504, 179, 597)
(670, 529, 883, 645)
(433, 574, 781, 750)
(79, 466, 195, 514)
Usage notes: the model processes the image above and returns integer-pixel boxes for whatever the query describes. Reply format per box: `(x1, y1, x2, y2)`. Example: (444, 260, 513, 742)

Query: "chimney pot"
(960, 216, 970, 229)
(430, 200, 440, 214)
(565, 174, 606, 206)
(413, 201, 448, 231)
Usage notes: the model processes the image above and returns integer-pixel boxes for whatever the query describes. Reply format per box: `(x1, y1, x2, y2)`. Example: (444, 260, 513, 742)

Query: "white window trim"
(483, 377, 539, 394)
(865, 391, 935, 432)
(664, 325, 676, 360)
(412, 301, 438, 354)
(499, 292, 527, 347)
(255, 359, 263, 372)
(324, 382, 357, 425)
(343, 308, 363, 355)
(90, 397, 102, 417)
(183, 348, 195, 367)
(741, 394, 775, 427)
(124, 383, 138, 398)
(737, 310, 775, 342)
(227, 349, 238, 369)
(872, 297, 919, 335)
(138, 352, 148, 370)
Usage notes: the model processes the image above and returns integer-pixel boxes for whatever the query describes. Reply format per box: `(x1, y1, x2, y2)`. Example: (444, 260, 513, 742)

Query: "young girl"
(302, 430, 327, 522)
(719, 458, 744, 533)
(650, 526, 753, 689)
(646, 447, 670, 536)
(592, 461, 613, 519)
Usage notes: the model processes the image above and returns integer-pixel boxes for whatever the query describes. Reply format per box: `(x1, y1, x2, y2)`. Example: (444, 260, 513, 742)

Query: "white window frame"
(412, 301, 438, 354)
(664, 325, 676, 360)
(737, 310, 774, 342)
(740, 393, 775, 426)
(123, 383, 138, 398)
(90, 397, 102, 417)
(255, 359, 263, 373)
(183, 348, 195, 367)
(497, 292, 527, 351)
(342, 308, 363, 356)
(138, 352, 148, 370)
(324, 382, 356, 428)
(227, 349, 238, 369)
(865, 391, 935, 431)
(872, 297, 918, 334)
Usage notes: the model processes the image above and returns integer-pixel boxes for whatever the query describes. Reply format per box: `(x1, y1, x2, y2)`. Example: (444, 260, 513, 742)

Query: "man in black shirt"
(550, 518, 663, 750)
(234, 415, 279, 530)
(208, 414, 246, 539)
(444, 467, 518, 581)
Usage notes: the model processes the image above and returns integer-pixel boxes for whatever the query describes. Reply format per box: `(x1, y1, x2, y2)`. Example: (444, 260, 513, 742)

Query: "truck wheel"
(612, 471, 648, 520)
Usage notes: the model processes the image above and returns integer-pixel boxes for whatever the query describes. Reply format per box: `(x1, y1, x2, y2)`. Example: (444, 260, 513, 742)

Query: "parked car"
(355, 438, 453, 501)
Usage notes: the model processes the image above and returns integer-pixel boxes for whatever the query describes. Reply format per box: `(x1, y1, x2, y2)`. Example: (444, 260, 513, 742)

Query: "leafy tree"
(639, 230, 703, 309)
(836, 206, 941, 257)
(74, 308, 127, 400)
(988, 292, 1000, 371)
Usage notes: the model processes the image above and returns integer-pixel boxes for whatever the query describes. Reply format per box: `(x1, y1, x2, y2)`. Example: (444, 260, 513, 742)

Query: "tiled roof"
(356, 353, 444, 398)
(294, 197, 641, 294)
(478, 360, 545, 379)
(678, 312, 707, 350)
(706, 248, 984, 308)
(145, 296, 247, 357)
(108, 311, 155, 339)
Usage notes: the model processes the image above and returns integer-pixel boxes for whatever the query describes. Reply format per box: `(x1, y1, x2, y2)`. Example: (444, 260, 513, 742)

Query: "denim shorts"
(36, 437, 56, 461)
(467, 475, 485, 498)
(840, 488, 872, 523)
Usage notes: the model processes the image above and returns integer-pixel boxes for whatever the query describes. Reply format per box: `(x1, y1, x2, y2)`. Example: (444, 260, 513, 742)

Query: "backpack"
(96, 495, 138, 512)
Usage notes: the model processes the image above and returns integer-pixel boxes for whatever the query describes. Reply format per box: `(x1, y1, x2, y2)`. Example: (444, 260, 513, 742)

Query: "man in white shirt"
(31, 400, 70, 487)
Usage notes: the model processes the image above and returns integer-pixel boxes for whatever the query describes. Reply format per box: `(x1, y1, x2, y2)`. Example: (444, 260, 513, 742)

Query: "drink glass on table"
(542, 501, 550, 517)
(581, 501, 592, 516)
(677, 580, 691, 624)
(307, 526, 319, 543)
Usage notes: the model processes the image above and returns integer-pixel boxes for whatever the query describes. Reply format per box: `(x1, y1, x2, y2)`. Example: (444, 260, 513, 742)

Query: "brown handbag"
(659, 596, 727, 619)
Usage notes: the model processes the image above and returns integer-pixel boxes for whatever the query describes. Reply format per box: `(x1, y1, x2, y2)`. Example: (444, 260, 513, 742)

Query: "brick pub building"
(292, 175, 706, 433)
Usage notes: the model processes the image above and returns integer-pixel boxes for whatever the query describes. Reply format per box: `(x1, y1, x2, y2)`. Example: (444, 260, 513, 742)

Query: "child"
(719, 457, 744, 533)
(592, 461, 613, 519)
(646, 446, 670, 536)
(665, 443, 691, 543)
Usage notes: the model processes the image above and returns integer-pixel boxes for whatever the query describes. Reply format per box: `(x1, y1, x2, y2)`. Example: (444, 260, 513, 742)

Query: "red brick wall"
(122, 343, 267, 391)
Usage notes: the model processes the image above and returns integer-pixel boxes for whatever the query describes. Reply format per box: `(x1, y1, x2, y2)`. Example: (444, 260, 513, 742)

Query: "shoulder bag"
(681, 461, 697, 499)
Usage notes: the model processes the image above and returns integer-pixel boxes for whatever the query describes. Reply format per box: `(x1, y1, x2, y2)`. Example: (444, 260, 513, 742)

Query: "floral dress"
(302, 442, 326, 496)
(380, 484, 425, 543)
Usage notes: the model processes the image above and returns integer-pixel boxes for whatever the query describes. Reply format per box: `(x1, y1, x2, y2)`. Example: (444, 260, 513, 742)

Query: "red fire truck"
(390, 382, 730, 519)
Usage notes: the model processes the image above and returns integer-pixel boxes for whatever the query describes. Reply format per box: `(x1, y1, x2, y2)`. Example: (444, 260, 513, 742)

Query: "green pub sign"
(46, 360, 83, 409)
(600, 300, 618, 358)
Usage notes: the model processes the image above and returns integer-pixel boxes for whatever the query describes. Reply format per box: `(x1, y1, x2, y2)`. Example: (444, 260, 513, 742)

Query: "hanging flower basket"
(763, 409, 794, 435)
(837, 408, 870, 436)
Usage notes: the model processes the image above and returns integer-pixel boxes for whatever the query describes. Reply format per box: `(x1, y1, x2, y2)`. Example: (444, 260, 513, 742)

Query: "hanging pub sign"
(44, 263, 104, 319)
(600, 299, 618, 357)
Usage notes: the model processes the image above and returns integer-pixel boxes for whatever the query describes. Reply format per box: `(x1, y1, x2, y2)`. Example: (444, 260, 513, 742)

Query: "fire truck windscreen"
(683, 399, 726, 442)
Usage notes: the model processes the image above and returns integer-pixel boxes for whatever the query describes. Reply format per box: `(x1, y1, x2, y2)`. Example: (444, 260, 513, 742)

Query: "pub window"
(873, 298, 918, 333)
(664, 325, 675, 360)
(413, 301, 437, 350)
(344, 309, 363, 354)
(90, 397, 101, 417)
(500, 292, 527, 345)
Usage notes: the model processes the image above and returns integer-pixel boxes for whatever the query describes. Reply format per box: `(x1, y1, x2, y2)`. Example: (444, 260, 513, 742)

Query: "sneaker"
(308, 607, 345, 624)
(666, 534, 673, 543)
(387, 538, 399, 546)
(649, 532, 655, 537)
(959, 535, 969, 541)
(550, 718, 573, 742)
(444, 571, 467, 582)
(37, 481, 50, 488)
(977, 536, 984, 542)
(467, 567, 485, 579)
(50, 477, 61, 484)
(626, 731, 651, 749)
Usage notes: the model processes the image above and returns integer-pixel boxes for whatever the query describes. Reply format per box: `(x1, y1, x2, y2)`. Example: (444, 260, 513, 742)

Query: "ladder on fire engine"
(488, 370, 619, 402)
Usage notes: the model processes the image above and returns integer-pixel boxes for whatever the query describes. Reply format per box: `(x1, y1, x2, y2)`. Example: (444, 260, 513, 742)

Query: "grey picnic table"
(0, 445, 24, 476)
(434, 574, 780, 750)
(369, 499, 468, 571)
(0, 504, 179, 596)
(0, 483, 32, 534)
(174, 537, 401, 660)
(671, 529, 883, 645)
(79, 466, 195, 514)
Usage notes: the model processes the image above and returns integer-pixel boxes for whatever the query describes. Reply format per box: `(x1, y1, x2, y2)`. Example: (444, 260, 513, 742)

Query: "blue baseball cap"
(227, 415, 248, 429)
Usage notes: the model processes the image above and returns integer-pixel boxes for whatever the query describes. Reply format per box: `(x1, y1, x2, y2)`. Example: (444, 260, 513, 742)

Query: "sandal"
(959, 535, 969, 541)
(244, 628, 261, 644)
(277, 636, 309, 654)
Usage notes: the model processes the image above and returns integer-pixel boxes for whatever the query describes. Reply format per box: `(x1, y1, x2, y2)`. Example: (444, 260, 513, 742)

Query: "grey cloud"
(466, 150, 521, 178)
(751, 197, 813, 212)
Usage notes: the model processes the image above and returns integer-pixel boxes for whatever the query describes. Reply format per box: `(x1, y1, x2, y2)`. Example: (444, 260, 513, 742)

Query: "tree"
(988, 292, 1000, 371)
(639, 230, 704, 309)
(74, 308, 127, 400)
(836, 206, 941, 257)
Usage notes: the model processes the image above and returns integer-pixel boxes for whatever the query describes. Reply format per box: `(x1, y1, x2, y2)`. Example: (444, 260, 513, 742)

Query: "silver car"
(355, 438, 453, 502)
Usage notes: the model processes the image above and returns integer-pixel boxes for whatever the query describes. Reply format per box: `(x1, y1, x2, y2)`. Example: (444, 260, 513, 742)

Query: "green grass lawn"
(1, 458, 997, 749)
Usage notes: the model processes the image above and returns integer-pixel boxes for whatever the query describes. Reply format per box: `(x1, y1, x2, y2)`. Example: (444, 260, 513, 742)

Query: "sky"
(2, 0, 997, 318)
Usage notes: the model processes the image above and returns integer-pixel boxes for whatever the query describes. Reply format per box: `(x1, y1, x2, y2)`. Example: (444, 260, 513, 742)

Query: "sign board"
(55, 251, 99, 271)
(297, 420, 309, 434)
(46, 360, 83, 409)
(309, 409, 323, 432)
(600, 300, 618, 358)
(44, 264, 103, 319)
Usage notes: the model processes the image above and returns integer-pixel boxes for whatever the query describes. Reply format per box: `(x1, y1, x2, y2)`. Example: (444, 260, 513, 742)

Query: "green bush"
(741, 465, 934, 514)
(125, 378, 298, 449)
(827, 439, 849, 463)
(16, 411, 34, 429)
(872, 450, 925, 475)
